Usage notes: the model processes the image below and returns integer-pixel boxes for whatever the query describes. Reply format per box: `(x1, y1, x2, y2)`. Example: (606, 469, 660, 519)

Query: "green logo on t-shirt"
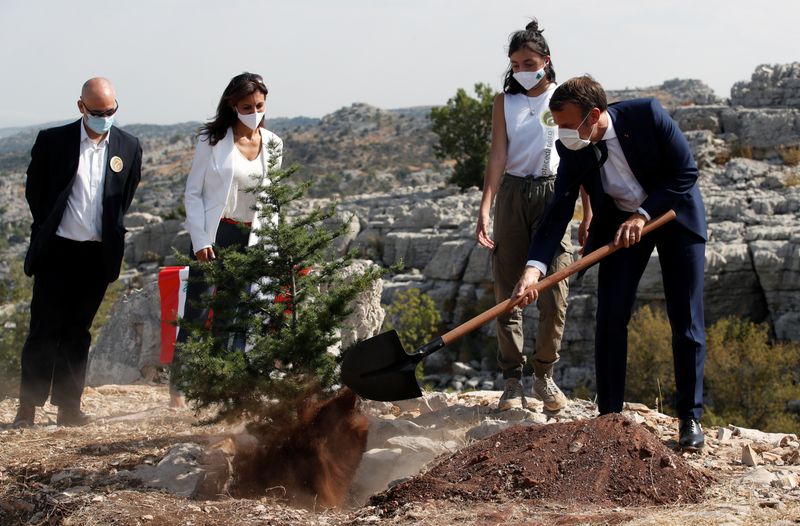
(541, 109, 556, 128)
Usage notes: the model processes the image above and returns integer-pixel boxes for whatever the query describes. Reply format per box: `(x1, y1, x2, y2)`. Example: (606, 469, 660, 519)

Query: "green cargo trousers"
(492, 174, 572, 379)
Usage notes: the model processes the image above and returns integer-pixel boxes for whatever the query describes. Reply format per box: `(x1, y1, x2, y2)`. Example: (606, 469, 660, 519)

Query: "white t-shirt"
(222, 148, 264, 222)
(503, 85, 559, 178)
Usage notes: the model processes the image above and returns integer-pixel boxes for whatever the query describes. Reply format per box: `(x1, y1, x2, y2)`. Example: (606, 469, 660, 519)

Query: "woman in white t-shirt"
(476, 20, 591, 412)
(172, 72, 283, 407)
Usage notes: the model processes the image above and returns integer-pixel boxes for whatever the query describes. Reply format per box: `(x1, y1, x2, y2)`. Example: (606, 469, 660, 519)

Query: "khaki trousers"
(492, 174, 572, 379)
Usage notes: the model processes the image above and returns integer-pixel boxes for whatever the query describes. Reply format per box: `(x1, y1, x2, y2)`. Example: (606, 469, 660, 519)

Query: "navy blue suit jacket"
(528, 98, 707, 266)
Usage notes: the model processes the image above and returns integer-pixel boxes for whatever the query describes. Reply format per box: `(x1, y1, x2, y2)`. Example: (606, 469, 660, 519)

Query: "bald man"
(13, 78, 142, 427)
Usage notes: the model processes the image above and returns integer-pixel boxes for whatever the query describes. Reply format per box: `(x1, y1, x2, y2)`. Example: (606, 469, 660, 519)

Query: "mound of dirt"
(371, 414, 714, 512)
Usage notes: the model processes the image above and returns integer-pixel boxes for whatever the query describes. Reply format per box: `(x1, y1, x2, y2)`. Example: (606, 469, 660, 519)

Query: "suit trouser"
(492, 174, 572, 379)
(171, 220, 250, 389)
(19, 236, 108, 408)
(595, 212, 706, 420)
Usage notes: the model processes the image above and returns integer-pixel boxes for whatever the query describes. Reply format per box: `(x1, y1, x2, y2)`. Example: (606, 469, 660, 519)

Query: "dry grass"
(778, 144, 800, 166)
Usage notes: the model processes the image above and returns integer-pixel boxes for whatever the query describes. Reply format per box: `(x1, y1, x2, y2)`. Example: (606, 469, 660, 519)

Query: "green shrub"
(382, 288, 441, 352)
(704, 317, 800, 433)
(627, 305, 800, 433)
(626, 305, 675, 414)
(383, 288, 442, 382)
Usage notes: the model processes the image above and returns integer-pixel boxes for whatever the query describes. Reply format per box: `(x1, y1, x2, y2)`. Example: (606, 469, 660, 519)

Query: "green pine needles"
(173, 141, 386, 423)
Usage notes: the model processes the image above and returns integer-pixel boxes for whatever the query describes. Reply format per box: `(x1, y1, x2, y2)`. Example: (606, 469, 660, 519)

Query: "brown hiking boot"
(532, 373, 567, 411)
(498, 378, 526, 411)
(57, 406, 92, 427)
(12, 404, 35, 428)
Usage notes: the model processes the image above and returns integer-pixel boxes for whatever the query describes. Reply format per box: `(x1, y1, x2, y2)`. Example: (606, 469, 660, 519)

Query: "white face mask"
(236, 110, 265, 130)
(558, 111, 594, 151)
(513, 66, 546, 91)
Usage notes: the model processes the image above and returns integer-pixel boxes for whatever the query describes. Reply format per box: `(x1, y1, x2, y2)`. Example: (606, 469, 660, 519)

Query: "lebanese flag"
(158, 266, 190, 364)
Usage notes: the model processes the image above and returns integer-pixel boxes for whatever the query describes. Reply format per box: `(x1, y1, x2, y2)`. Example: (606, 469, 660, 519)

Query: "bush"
(382, 288, 441, 352)
(627, 305, 800, 433)
(704, 318, 800, 433)
(626, 305, 675, 414)
(778, 144, 800, 166)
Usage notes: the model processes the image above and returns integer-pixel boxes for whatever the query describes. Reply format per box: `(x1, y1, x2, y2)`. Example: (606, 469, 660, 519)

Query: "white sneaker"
(498, 378, 526, 411)
(532, 374, 567, 411)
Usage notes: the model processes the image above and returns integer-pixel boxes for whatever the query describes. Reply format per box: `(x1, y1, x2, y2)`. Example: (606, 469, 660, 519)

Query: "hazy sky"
(0, 0, 797, 128)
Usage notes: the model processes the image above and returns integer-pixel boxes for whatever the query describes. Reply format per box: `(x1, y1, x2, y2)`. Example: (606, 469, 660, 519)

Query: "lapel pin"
(110, 156, 124, 173)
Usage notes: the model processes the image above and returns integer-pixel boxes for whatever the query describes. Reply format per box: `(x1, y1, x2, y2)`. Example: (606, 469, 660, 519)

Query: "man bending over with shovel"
(512, 76, 708, 450)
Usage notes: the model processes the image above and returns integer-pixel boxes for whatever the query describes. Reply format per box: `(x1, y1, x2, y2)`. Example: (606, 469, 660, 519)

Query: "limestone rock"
(717, 428, 733, 443)
(126, 443, 206, 498)
(465, 419, 516, 441)
(730, 426, 797, 447)
(124, 219, 190, 266)
(742, 466, 775, 485)
(125, 212, 164, 228)
(731, 63, 800, 108)
(742, 444, 760, 467)
(423, 240, 475, 280)
(87, 283, 162, 386)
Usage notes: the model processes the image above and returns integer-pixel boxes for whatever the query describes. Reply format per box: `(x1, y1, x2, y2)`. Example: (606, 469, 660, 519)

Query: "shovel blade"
(340, 330, 423, 401)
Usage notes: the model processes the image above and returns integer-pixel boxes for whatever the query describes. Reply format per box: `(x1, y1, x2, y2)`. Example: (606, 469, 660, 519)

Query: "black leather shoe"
(57, 406, 92, 427)
(12, 404, 35, 428)
(679, 418, 704, 450)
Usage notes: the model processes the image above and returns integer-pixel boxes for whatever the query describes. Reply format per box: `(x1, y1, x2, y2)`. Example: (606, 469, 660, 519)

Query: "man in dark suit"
(13, 77, 142, 427)
(512, 76, 707, 449)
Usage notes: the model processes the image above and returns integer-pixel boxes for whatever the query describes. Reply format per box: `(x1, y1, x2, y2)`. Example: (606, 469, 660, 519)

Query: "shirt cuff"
(636, 207, 651, 221)
(525, 260, 548, 276)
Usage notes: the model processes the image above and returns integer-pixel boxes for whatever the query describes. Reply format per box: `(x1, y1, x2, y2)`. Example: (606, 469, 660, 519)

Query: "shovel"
(341, 209, 676, 401)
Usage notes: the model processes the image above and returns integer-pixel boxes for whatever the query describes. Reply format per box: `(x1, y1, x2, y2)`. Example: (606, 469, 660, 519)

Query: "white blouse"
(222, 147, 265, 222)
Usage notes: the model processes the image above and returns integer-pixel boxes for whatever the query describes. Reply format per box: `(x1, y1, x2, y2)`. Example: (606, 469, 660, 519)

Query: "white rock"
(731, 426, 796, 447)
(717, 428, 733, 442)
(366, 417, 425, 449)
(385, 435, 449, 456)
(742, 444, 761, 467)
(465, 419, 515, 442)
(741, 466, 775, 485)
(771, 473, 798, 489)
(127, 442, 230, 499)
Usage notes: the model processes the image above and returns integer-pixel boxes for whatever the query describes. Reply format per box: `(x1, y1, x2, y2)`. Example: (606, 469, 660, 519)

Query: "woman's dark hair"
(503, 19, 556, 94)
(549, 75, 608, 115)
(199, 72, 269, 145)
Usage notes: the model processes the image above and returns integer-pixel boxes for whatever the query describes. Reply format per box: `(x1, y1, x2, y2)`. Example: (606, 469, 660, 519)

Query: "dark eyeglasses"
(81, 99, 119, 118)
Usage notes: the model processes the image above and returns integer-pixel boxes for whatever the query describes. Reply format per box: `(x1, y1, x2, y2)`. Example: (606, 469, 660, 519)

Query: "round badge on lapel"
(110, 156, 124, 173)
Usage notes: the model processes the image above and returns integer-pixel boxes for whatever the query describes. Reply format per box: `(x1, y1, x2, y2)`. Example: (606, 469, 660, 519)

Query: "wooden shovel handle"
(440, 209, 676, 346)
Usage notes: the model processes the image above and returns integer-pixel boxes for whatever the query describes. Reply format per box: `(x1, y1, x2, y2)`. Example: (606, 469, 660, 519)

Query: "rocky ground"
(1, 385, 799, 525)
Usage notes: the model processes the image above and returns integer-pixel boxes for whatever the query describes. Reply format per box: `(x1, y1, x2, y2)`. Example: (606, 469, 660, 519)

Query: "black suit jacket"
(528, 98, 708, 266)
(24, 119, 142, 282)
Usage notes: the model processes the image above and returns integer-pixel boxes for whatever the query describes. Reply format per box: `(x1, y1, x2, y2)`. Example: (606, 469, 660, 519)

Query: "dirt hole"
(230, 388, 368, 508)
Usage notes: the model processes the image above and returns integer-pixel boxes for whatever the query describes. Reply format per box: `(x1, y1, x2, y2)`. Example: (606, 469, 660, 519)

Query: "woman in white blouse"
(173, 72, 282, 407)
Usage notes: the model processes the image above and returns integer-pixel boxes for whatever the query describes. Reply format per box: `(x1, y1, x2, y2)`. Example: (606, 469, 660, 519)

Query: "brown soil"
(232, 388, 369, 508)
(370, 414, 714, 513)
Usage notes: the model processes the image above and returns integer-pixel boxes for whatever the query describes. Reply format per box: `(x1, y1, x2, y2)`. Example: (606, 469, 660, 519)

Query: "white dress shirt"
(596, 117, 650, 217)
(526, 114, 651, 275)
(56, 122, 109, 242)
